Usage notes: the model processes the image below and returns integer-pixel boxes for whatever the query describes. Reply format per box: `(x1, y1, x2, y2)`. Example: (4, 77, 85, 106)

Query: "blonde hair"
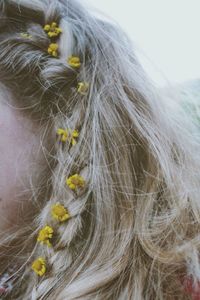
(0, 0, 200, 299)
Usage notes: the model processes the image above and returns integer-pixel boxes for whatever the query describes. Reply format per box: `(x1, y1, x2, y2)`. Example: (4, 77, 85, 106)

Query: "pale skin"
(0, 83, 51, 232)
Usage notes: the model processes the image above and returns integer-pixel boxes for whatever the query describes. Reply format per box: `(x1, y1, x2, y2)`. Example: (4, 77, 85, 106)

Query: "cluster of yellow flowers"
(44, 22, 62, 38)
(20, 32, 32, 39)
(43, 21, 89, 96)
(31, 202, 70, 276)
(57, 128, 79, 144)
(44, 22, 61, 57)
(32, 182, 84, 276)
(31, 20, 88, 278)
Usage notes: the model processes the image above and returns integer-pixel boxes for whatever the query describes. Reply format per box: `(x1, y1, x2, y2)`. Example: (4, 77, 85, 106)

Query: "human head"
(0, 0, 200, 299)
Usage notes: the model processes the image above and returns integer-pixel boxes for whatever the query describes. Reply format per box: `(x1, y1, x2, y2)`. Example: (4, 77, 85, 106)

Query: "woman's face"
(0, 84, 46, 232)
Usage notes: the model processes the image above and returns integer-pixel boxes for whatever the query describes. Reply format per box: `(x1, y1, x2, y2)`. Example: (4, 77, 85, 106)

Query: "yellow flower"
(56, 128, 79, 145)
(48, 43, 59, 57)
(71, 129, 79, 146)
(43, 22, 62, 38)
(20, 32, 32, 39)
(51, 203, 70, 222)
(66, 174, 85, 190)
(37, 225, 54, 247)
(77, 82, 89, 95)
(67, 56, 81, 68)
(31, 257, 46, 276)
(57, 128, 68, 142)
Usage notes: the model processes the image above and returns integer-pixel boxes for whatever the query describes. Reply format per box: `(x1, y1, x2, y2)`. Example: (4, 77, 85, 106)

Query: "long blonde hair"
(0, 0, 200, 299)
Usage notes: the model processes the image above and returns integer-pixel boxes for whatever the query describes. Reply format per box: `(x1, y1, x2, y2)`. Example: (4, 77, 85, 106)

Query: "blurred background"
(85, 0, 200, 88)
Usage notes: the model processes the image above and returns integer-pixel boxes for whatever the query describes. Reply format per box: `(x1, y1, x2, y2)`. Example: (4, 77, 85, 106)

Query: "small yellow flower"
(71, 129, 79, 146)
(43, 22, 62, 38)
(67, 56, 81, 68)
(20, 32, 32, 39)
(31, 257, 46, 276)
(77, 82, 89, 95)
(57, 128, 68, 142)
(66, 174, 85, 191)
(51, 203, 70, 222)
(48, 43, 59, 57)
(56, 128, 79, 145)
(37, 225, 54, 247)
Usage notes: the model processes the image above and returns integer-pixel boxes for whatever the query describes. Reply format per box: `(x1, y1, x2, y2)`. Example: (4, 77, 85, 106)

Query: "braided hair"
(0, 0, 200, 299)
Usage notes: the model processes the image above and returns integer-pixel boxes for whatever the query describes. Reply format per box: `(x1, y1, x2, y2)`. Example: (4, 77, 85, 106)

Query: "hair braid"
(0, 0, 93, 298)
(1, 0, 200, 299)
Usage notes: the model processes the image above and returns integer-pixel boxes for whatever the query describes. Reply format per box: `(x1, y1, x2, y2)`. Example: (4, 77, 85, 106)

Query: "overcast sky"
(85, 0, 200, 87)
